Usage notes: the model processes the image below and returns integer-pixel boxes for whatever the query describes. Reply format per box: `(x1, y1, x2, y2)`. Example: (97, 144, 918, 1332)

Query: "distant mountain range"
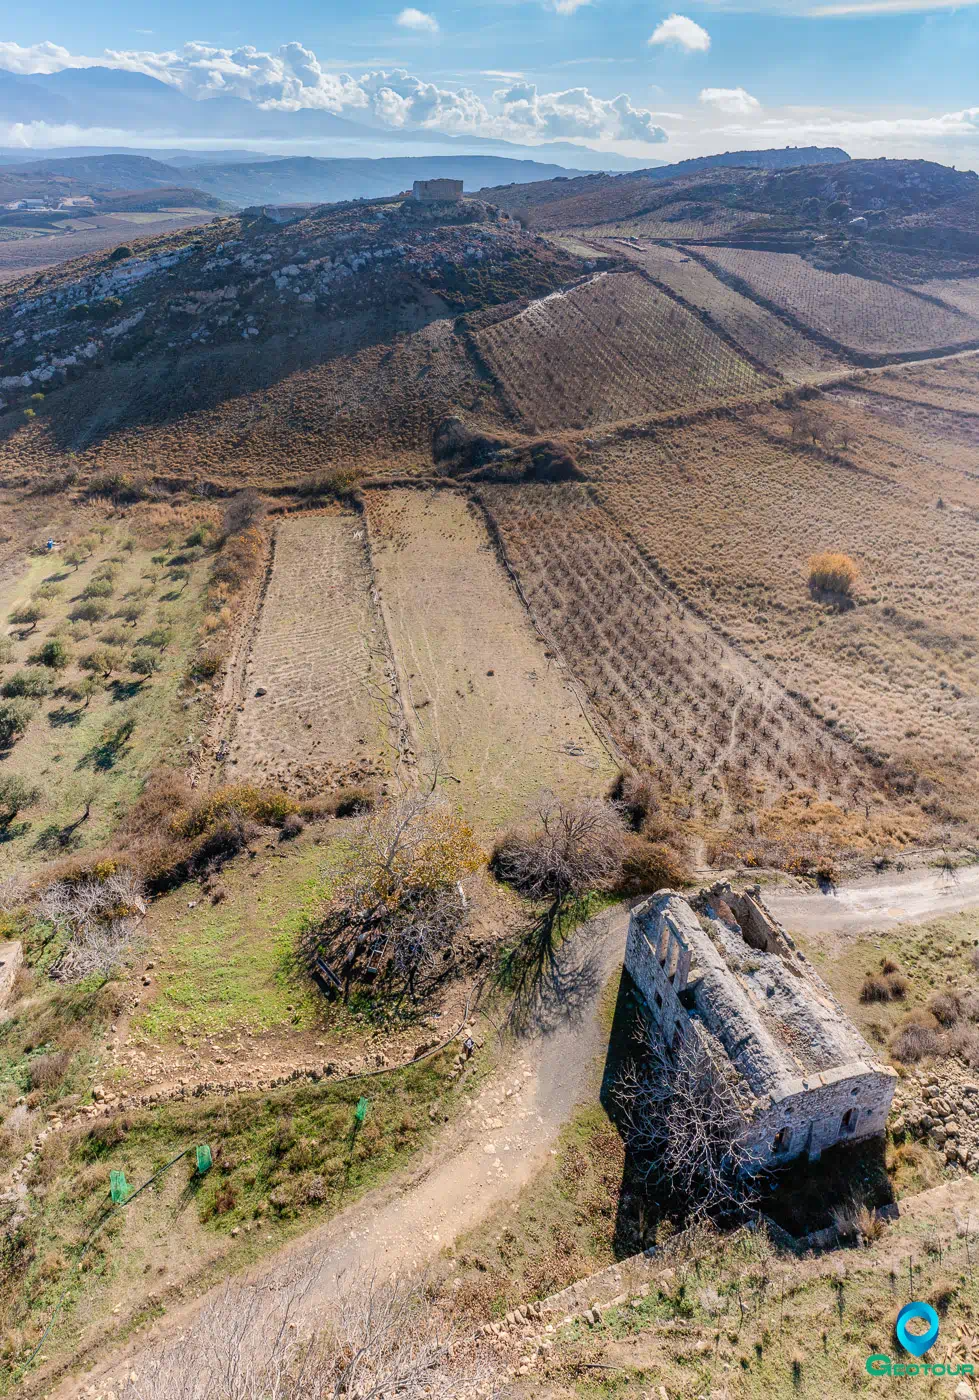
(0, 65, 656, 172)
(0, 151, 612, 210)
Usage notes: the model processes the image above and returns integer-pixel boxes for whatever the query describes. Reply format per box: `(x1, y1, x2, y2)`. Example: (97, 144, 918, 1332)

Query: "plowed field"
(475, 271, 770, 429)
(695, 247, 979, 356)
(230, 514, 398, 792)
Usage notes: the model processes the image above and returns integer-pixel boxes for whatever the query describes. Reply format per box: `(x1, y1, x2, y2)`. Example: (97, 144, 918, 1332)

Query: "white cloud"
(0, 39, 672, 145)
(494, 80, 668, 143)
(396, 8, 440, 34)
(699, 86, 761, 115)
(648, 15, 711, 52)
(549, 0, 593, 13)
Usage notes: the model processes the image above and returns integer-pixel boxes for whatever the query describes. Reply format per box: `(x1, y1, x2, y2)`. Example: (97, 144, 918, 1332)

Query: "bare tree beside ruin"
(492, 792, 626, 910)
(615, 1020, 761, 1221)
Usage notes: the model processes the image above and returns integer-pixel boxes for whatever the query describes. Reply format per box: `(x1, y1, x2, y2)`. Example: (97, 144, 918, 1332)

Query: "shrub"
(928, 990, 962, 1027)
(70, 600, 108, 624)
(929, 1278, 959, 1316)
(130, 652, 160, 678)
(808, 552, 859, 596)
(299, 787, 376, 821)
(177, 785, 299, 839)
(79, 647, 126, 678)
(186, 650, 223, 682)
(31, 638, 72, 670)
(890, 1015, 943, 1063)
(0, 774, 41, 824)
(0, 700, 35, 745)
(295, 466, 363, 500)
(9, 602, 45, 633)
(2, 668, 51, 699)
(222, 489, 266, 537)
(280, 812, 305, 840)
(109, 245, 132, 262)
(617, 835, 691, 896)
(81, 578, 114, 600)
(860, 975, 890, 1004)
(492, 795, 626, 904)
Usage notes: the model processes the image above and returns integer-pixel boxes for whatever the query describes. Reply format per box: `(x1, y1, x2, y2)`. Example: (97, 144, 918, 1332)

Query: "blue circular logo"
(895, 1302, 940, 1358)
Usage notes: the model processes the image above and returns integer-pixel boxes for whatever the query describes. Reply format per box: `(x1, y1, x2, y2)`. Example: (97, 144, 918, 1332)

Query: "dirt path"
(45, 867, 979, 1396)
(44, 906, 631, 1400)
(766, 863, 979, 938)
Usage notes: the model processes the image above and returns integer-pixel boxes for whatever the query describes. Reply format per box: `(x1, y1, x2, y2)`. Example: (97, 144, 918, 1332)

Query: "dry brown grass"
(584, 405, 979, 835)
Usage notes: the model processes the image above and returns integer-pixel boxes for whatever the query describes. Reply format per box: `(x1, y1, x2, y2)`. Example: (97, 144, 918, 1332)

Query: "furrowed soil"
(695, 246, 979, 355)
(594, 239, 846, 382)
(364, 488, 617, 830)
(225, 512, 399, 795)
(475, 271, 770, 430)
(583, 405, 979, 835)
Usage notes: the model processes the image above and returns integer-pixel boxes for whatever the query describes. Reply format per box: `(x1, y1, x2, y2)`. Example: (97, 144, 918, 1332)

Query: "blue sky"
(3, 0, 979, 167)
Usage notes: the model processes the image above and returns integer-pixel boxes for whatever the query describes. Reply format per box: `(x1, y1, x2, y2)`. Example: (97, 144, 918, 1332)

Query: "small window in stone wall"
(655, 991, 663, 1009)
(772, 1127, 791, 1155)
(841, 1107, 858, 1136)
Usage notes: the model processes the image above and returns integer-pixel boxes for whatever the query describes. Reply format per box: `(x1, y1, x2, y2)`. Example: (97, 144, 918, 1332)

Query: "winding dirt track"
(46, 871, 979, 1397)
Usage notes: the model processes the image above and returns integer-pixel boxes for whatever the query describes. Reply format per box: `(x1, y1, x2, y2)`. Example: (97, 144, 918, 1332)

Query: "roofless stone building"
(624, 883, 896, 1171)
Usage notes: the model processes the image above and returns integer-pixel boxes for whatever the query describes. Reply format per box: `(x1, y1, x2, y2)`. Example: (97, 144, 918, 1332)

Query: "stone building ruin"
(624, 884, 896, 1171)
(411, 178, 464, 203)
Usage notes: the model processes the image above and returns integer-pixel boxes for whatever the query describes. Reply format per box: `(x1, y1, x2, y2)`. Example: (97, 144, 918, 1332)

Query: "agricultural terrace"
(859, 353, 979, 415)
(479, 483, 904, 867)
(0, 522, 206, 874)
(575, 203, 761, 240)
(917, 273, 979, 318)
(364, 488, 616, 830)
(601, 240, 845, 382)
(695, 246, 979, 355)
(475, 272, 770, 430)
(229, 513, 398, 795)
(584, 412, 979, 832)
(817, 383, 979, 512)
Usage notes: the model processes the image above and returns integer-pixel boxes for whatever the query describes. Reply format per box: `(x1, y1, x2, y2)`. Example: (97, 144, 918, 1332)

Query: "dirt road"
(767, 863, 979, 938)
(48, 867, 979, 1396)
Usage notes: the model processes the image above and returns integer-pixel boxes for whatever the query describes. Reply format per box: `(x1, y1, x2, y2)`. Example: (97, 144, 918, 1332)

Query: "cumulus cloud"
(699, 86, 761, 115)
(648, 15, 711, 52)
(0, 39, 672, 144)
(549, 0, 593, 13)
(494, 80, 667, 143)
(396, 8, 440, 34)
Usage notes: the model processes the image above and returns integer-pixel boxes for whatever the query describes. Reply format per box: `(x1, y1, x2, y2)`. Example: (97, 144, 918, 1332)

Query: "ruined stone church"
(624, 883, 896, 1171)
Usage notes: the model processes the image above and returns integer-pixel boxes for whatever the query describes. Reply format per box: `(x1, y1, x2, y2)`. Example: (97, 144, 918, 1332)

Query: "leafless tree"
(615, 1019, 761, 1221)
(39, 867, 146, 982)
(118, 1269, 500, 1400)
(492, 792, 627, 908)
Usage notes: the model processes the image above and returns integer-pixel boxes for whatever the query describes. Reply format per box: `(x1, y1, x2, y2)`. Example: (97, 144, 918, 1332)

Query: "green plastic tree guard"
(109, 1169, 130, 1204)
(354, 1097, 369, 1125)
(196, 1144, 213, 1174)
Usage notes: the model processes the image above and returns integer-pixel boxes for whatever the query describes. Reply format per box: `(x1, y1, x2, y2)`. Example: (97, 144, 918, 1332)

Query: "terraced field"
(475, 271, 771, 430)
(365, 488, 616, 829)
(479, 482, 899, 865)
(230, 513, 398, 793)
(695, 247, 979, 356)
(917, 275, 979, 318)
(583, 411, 979, 831)
(601, 240, 845, 382)
(577, 204, 761, 240)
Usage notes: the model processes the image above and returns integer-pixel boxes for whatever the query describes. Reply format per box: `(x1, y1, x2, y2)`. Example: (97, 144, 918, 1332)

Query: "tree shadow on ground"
(32, 821, 84, 855)
(48, 704, 85, 728)
(0, 819, 30, 845)
(107, 678, 144, 703)
(492, 899, 606, 1040)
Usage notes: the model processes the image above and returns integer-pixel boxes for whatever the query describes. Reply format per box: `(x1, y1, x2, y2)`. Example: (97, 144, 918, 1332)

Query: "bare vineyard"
(695, 247, 979, 355)
(917, 275, 979, 319)
(603, 241, 845, 382)
(579, 204, 760, 241)
(475, 271, 769, 430)
(480, 483, 885, 860)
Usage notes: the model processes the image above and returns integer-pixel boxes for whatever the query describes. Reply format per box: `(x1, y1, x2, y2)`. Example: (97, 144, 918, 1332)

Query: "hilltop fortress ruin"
(625, 885, 896, 1171)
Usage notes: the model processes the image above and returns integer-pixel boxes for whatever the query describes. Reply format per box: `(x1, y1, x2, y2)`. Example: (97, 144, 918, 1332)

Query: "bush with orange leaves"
(808, 551, 860, 596)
